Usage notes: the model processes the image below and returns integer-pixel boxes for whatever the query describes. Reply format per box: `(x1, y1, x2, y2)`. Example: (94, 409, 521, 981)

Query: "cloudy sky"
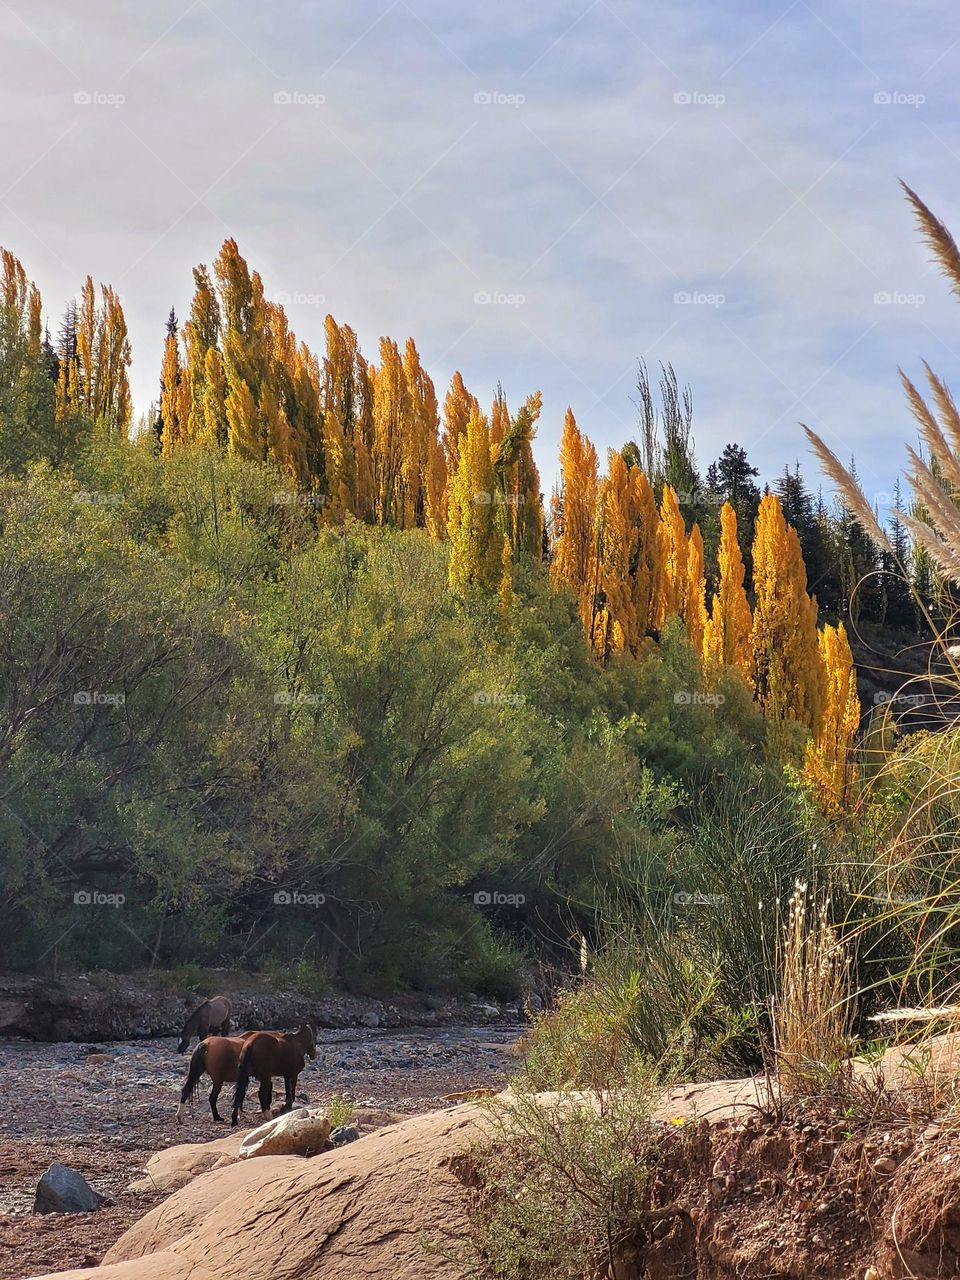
(2, 0, 959, 503)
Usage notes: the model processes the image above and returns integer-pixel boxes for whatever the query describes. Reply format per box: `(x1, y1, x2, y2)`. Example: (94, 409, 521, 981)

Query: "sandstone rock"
(97, 1106, 486, 1280)
(128, 1132, 247, 1192)
(238, 1107, 331, 1158)
(33, 1164, 108, 1214)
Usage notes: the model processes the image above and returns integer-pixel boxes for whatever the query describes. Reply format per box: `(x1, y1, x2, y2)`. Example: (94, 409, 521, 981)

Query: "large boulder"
(75, 1105, 484, 1280)
(238, 1107, 331, 1158)
(129, 1132, 248, 1193)
(26, 1081, 766, 1278)
(33, 1163, 109, 1213)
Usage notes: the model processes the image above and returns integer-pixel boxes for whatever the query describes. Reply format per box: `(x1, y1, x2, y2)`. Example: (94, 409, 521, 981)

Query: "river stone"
(34, 1164, 106, 1214)
(239, 1108, 332, 1158)
(329, 1125, 360, 1146)
(360, 1010, 380, 1028)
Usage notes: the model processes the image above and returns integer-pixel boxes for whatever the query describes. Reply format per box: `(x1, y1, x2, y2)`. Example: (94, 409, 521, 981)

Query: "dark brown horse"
(177, 995, 232, 1053)
(231, 1023, 317, 1126)
(177, 1031, 272, 1123)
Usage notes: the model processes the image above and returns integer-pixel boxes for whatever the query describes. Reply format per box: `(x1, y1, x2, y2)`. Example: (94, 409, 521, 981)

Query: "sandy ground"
(0, 1024, 522, 1279)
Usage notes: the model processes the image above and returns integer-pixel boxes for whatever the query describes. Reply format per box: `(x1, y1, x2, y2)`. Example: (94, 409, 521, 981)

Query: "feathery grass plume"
(801, 425, 892, 552)
(904, 444, 960, 535)
(924, 360, 960, 457)
(901, 370, 960, 492)
(901, 512, 960, 584)
(901, 180, 960, 300)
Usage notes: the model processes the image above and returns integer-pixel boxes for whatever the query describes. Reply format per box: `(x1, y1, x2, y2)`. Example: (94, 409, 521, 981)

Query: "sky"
(2, 0, 960, 506)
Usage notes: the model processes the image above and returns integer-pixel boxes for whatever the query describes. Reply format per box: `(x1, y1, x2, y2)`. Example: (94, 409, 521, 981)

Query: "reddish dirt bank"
(0, 1025, 520, 1279)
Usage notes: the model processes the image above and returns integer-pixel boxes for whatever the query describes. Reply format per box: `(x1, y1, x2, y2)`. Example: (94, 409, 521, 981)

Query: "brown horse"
(177, 995, 232, 1053)
(177, 1031, 273, 1123)
(231, 1023, 317, 1126)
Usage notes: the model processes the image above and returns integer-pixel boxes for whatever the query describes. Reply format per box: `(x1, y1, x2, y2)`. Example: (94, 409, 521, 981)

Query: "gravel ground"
(0, 1024, 523, 1279)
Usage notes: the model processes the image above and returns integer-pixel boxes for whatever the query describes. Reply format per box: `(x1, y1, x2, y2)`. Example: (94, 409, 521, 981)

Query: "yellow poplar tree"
(371, 338, 410, 526)
(684, 524, 707, 656)
(492, 390, 543, 561)
(703, 501, 753, 683)
(657, 484, 687, 625)
(551, 408, 599, 636)
(402, 338, 439, 529)
(750, 492, 823, 728)
(593, 450, 637, 659)
(158, 310, 186, 452)
(72, 277, 132, 435)
(448, 413, 510, 598)
(442, 371, 479, 476)
(802, 622, 860, 812)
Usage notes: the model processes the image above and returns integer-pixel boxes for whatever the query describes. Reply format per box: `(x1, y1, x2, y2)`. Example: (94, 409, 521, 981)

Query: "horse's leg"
(257, 1077, 272, 1119)
(282, 1073, 297, 1112)
(209, 1079, 223, 1122)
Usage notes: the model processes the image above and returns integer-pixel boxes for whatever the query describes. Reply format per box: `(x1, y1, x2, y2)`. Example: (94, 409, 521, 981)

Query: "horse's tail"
(232, 1035, 258, 1125)
(176, 1041, 207, 1122)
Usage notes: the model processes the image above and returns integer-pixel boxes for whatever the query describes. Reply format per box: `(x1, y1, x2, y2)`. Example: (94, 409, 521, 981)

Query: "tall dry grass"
(770, 880, 854, 1092)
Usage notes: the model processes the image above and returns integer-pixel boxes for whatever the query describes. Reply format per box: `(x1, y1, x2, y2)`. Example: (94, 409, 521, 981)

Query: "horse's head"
(299, 1021, 318, 1060)
(176, 1036, 189, 1054)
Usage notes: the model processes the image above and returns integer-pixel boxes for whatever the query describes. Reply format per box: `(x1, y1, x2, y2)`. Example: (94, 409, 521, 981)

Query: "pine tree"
(880, 478, 918, 631)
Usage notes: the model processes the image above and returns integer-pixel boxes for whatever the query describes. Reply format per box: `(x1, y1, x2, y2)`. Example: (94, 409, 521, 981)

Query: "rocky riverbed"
(0, 1023, 524, 1279)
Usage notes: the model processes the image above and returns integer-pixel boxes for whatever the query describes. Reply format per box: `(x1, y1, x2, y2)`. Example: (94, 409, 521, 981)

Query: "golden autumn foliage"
(802, 622, 860, 812)
(703, 502, 752, 682)
(750, 493, 823, 729)
(0, 233, 863, 820)
(683, 524, 708, 657)
(447, 413, 510, 599)
(59, 276, 131, 435)
(657, 484, 687, 625)
(551, 409, 600, 636)
(591, 450, 661, 660)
